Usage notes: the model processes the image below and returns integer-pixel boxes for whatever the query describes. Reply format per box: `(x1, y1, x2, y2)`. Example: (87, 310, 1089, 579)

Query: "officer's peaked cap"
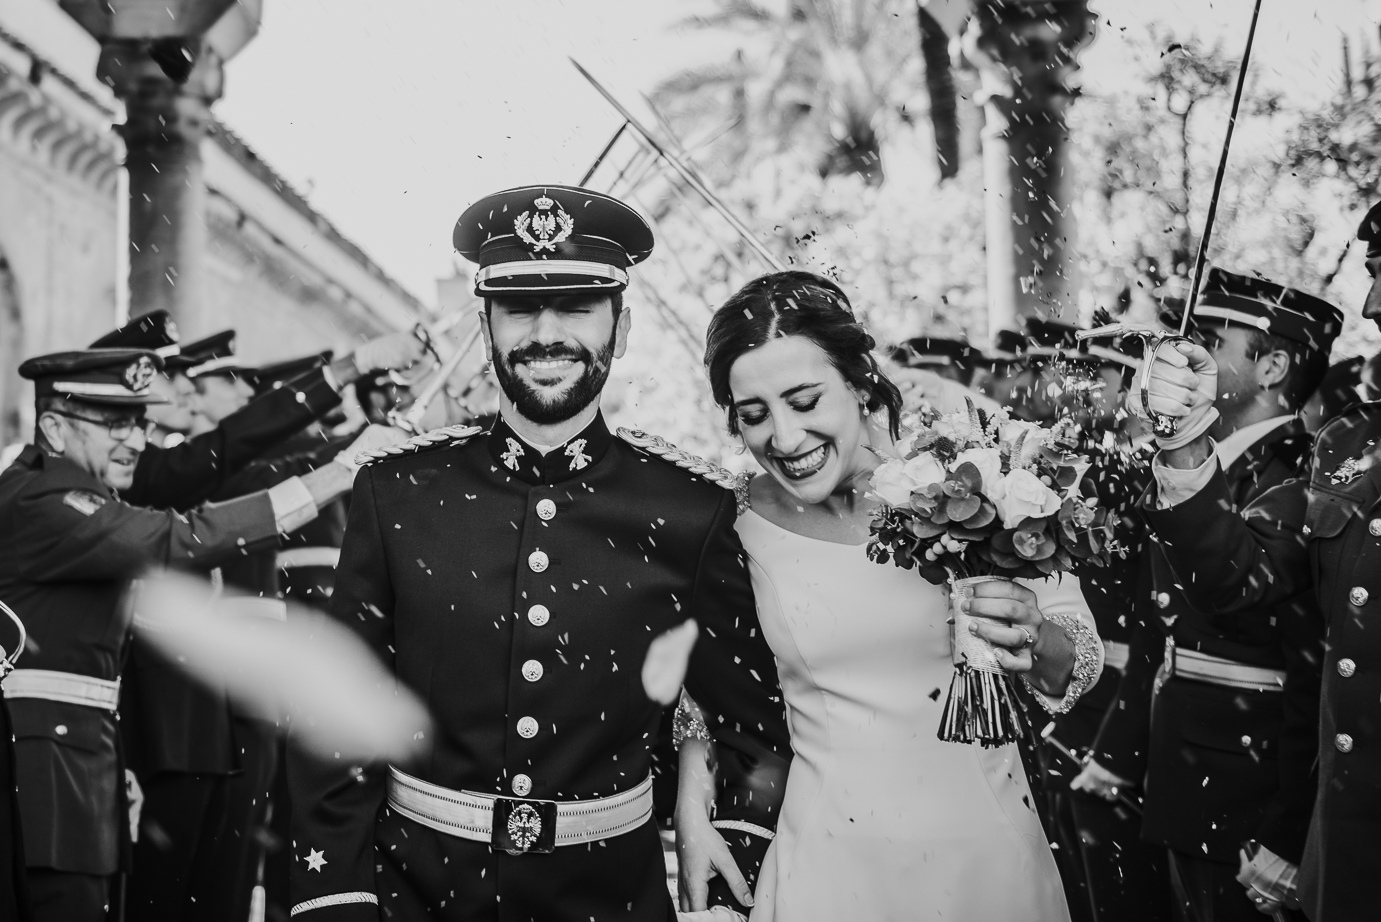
(168, 330, 243, 378)
(21, 348, 169, 406)
(245, 351, 333, 394)
(890, 336, 976, 370)
(454, 185, 654, 297)
(1170, 267, 1343, 356)
(1022, 317, 1137, 369)
(89, 310, 181, 358)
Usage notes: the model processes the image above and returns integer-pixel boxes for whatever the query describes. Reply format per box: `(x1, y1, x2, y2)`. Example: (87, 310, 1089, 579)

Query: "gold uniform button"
(1240, 735, 1252, 748)
(522, 660, 544, 682)
(536, 499, 557, 521)
(1370, 519, 1381, 537)
(1335, 733, 1354, 753)
(528, 551, 549, 573)
(1350, 586, 1369, 606)
(1155, 592, 1171, 609)
(512, 774, 533, 796)
(1338, 658, 1357, 678)
(517, 717, 539, 739)
(528, 604, 550, 627)
(54, 725, 68, 736)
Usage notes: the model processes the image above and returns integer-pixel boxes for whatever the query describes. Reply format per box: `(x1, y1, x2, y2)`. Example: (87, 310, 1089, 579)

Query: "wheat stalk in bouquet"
(866, 400, 1116, 746)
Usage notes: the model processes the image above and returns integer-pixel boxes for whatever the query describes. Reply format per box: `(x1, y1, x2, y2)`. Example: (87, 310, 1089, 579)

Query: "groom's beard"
(491, 332, 616, 426)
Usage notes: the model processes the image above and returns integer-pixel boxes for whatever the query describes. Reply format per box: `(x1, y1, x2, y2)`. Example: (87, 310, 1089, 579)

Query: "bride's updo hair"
(704, 270, 903, 439)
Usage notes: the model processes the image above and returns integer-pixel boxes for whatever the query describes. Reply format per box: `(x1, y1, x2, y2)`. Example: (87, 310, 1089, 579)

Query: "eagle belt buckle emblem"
(492, 797, 556, 855)
(1331, 457, 1364, 485)
(514, 193, 574, 253)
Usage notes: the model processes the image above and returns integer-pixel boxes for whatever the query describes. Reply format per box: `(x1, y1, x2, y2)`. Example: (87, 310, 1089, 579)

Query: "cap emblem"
(124, 355, 157, 393)
(514, 195, 574, 254)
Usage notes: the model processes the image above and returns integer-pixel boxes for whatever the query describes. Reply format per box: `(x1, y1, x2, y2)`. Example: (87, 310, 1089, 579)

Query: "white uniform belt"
(387, 766, 653, 847)
(1103, 640, 1130, 673)
(1172, 648, 1285, 692)
(220, 597, 289, 621)
(275, 547, 340, 570)
(2, 669, 120, 711)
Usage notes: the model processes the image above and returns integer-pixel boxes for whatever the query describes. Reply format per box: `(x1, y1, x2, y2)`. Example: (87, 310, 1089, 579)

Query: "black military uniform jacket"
(0, 446, 286, 875)
(290, 414, 789, 921)
(122, 365, 343, 512)
(1141, 412, 1375, 919)
(1103, 419, 1323, 866)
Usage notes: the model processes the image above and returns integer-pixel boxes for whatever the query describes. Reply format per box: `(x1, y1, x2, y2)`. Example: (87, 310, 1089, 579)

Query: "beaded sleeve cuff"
(672, 689, 711, 749)
(1023, 611, 1101, 715)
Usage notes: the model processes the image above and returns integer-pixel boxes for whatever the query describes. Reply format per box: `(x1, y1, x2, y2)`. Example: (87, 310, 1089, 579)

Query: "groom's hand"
(676, 806, 753, 912)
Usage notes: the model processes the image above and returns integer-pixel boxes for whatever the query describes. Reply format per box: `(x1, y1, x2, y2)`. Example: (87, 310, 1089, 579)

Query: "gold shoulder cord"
(616, 428, 751, 514)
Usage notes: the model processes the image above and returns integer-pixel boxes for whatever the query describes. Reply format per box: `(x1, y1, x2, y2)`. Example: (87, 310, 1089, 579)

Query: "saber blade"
(1181, 0, 1264, 335)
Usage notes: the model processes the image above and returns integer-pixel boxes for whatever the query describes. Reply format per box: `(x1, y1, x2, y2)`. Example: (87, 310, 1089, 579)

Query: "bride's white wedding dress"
(738, 508, 1099, 922)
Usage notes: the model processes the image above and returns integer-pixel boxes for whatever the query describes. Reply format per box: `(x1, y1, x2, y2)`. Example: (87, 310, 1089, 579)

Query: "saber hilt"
(0, 600, 26, 680)
(389, 322, 486, 435)
(1076, 323, 1188, 438)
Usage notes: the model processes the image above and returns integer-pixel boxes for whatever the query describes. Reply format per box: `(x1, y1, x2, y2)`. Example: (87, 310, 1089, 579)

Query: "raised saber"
(390, 321, 485, 434)
(1078, 0, 1263, 436)
(570, 58, 787, 273)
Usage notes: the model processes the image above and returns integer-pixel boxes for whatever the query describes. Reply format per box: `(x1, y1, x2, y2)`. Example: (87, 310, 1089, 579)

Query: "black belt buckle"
(492, 796, 557, 855)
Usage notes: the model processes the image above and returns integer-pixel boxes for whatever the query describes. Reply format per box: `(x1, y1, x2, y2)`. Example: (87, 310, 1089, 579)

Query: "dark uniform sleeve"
(1143, 469, 1312, 614)
(681, 491, 792, 906)
(14, 481, 283, 581)
(1255, 589, 1324, 864)
(1091, 614, 1161, 784)
(211, 430, 357, 502)
(288, 465, 391, 921)
(124, 367, 343, 511)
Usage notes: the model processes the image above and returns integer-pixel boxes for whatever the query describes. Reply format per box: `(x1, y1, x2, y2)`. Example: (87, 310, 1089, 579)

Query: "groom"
(288, 185, 790, 920)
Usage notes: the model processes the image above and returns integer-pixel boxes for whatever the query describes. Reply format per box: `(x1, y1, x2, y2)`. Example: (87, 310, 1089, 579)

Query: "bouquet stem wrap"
(940, 575, 1024, 747)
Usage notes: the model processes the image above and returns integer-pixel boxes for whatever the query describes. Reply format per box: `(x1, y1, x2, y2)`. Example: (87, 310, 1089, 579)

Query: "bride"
(675, 272, 1103, 921)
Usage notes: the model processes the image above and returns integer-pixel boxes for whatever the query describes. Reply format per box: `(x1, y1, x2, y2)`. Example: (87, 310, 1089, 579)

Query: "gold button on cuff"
(528, 551, 549, 573)
(1338, 658, 1357, 678)
(536, 499, 557, 521)
(1370, 519, 1381, 537)
(1349, 586, 1369, 606)
(512, 774, 533, 796)
(527, 604, 550, 627)
(521, 660, 544, 682)
(1155, 592, 1171, 609)
(1335, 733, 1354, 753)
(517, 717, 539, 739)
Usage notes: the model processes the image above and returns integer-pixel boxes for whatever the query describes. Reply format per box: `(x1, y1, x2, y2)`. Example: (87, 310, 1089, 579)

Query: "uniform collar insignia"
(514, 193, 574, 254)
(488, 413, 612, 485)
(501, 438, 524, 471)
(565, 438, 591, 471)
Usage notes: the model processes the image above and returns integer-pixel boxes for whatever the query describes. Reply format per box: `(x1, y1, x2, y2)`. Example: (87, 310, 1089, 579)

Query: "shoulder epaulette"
(617, 428, 751, 514)
(358, 424, 483, 467)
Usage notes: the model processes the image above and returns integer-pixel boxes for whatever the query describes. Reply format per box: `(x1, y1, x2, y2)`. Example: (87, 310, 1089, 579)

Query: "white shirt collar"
(1215, 415, 1295, 469)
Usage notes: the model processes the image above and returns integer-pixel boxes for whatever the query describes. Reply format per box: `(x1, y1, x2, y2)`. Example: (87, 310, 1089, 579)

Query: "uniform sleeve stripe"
(290, 892, 379, 915)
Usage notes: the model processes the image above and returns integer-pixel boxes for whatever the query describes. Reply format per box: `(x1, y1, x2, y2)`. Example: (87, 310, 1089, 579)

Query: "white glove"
(1127, 339, 1220, 450)
(1070, 758, 1134, 802)
(335, 424, 410, 474)
(126, 769, 144, 842)
(351, 330, 428, 374)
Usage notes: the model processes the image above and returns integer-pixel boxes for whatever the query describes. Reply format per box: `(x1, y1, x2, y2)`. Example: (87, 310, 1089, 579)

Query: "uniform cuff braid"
(1023, 611, 1100, 715)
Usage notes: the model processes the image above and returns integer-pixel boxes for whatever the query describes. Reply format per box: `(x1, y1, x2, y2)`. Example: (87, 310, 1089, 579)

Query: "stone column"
(963, 0, 1094, 333)
(99, 42, 223, 332)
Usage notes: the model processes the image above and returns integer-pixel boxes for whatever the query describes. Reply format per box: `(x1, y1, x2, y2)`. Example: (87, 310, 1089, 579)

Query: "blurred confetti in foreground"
(129, 571, 431, 763)
(642, 617, 699, 706)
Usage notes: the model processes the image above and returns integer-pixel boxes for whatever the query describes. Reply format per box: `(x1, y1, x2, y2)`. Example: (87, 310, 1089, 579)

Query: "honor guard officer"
(89, 311, 192, 446)
(0, 349, 400, 922)
(1133, 252, 1371, 919)
(289, 185, 790, 921)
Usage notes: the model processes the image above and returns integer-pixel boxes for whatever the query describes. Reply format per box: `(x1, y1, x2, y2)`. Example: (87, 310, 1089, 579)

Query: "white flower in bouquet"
(989, 468, 1063, 528)
(953, 447, 1002, 494)
(869, 451, 947, 506)
(932, 410, 981, 444)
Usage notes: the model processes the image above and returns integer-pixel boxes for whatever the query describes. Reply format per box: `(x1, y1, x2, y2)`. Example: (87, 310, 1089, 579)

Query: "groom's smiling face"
(483, 293, 629, 425)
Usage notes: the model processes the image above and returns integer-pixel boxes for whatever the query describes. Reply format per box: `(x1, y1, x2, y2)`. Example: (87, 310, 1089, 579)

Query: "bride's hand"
(963, 580, 1044, 673)
(675, 802, 753, 912)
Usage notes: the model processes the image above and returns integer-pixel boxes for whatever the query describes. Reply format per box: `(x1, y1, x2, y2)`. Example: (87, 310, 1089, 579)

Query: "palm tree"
(652, 0, 917, 186)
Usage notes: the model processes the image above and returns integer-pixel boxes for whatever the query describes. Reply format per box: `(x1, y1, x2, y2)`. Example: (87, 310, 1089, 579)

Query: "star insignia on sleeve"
(305, 848, 328, 872)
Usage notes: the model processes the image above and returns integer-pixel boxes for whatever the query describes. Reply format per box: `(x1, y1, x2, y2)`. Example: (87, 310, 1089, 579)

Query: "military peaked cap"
(890, 336, 976, 370)
(167, 330, 243, 378)
(245, 351, 333, 394)
(454, 185, 655, 296)
(89, 310, 181, 358)
(1163, 267, 1343, 356)
(20, 348, 168, 406)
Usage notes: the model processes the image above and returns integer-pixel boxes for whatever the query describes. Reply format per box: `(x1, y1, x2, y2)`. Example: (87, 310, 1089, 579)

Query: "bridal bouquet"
(867, 400, 1116, 746)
